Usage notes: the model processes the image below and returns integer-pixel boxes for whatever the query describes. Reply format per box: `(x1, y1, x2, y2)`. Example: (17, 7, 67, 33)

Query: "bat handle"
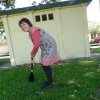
(31, 57, 33, 60)
(31, 57, 33, 70)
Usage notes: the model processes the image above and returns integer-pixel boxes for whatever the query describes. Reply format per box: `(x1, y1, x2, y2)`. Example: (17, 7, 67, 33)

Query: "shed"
(0, 0, 92, 66)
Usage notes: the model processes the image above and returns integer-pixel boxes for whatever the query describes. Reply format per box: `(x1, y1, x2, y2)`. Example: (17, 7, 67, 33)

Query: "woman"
(19, 18, 60, 89)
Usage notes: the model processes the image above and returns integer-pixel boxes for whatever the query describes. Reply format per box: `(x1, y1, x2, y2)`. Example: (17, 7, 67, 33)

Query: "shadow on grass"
(0, 59, 100, 100)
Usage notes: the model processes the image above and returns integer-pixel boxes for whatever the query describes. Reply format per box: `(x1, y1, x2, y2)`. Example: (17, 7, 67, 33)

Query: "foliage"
(89, 24, 100, 35)
(0, 20, 4, 29)
(32, 1, 37, 6)
(0, 0, 15, 10)
(40, 0, 58, 4)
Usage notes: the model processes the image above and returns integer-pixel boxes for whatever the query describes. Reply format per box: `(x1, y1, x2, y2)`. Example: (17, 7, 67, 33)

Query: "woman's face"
(19, 21, 30, 32)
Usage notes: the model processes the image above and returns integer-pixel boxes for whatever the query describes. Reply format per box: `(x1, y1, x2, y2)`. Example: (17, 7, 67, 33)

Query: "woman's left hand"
(30, 57, 34, 63)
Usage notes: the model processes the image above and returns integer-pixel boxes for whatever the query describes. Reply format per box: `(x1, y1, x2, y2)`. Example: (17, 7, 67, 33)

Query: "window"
(35, 15, 40, 22)
(35, 13, 54, 22)
(48, 13, 54, 20)
(42, 14, 47, 21)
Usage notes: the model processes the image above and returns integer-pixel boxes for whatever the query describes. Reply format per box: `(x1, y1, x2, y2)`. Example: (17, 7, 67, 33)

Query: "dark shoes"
(41, 81, 53, 89)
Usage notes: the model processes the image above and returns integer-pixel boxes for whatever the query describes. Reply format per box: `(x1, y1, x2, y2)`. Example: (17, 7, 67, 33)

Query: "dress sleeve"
(31, 29, 40, 57)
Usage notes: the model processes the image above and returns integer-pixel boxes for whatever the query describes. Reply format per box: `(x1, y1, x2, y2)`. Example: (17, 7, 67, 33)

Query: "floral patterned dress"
(29, 27, 60, 66)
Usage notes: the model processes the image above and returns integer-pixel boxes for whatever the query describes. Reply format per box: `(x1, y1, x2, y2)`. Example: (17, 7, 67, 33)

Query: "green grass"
(91, 48, 100, 53)
(0, 58, 10, 63)
(0, 60, 100, 100)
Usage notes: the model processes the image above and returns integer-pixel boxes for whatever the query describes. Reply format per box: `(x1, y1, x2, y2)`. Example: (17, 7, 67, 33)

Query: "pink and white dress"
(29, 27, 60, 66)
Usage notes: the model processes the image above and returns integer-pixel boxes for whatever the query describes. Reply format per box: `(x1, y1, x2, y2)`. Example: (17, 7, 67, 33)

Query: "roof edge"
(0, 0, 92, 16)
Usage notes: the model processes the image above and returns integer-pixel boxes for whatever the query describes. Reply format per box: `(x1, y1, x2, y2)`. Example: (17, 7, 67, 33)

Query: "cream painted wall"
(60, 5, 90, 59)
(2, 16, 16, 66)
(5, 13, 35, 65)
(82, 5, 90, 57)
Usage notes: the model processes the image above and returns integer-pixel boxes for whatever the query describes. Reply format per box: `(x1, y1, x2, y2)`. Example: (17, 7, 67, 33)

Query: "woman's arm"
(31, 29, 40, 58)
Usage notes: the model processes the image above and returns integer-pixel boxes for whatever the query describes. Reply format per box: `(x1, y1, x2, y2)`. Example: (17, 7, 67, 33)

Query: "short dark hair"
(19, 18, 33, 27)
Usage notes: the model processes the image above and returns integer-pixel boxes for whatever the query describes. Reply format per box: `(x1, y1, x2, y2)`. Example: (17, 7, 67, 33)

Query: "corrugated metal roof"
(0, 0, 92, 16)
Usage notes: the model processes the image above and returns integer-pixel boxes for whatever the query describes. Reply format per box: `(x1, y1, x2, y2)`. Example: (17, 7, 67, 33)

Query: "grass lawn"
(0, 60, 100, 100)
(91, 48, 100, 53)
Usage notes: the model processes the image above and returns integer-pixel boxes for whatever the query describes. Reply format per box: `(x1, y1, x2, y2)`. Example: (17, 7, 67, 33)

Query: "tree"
(0, 20, 4, 29)
(32, 1, 37, 6)
(89, 25, 100, 34)
(50, 0, 57, 2)
(0, 19, 4, 34)
(89, 24, 100, 39)
(40, 0, 49, 4)
(0, 0, 15, 10)
(40, 0, 59, 4)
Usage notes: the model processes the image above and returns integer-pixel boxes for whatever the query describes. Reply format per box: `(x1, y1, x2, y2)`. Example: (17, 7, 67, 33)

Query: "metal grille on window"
(48, 13, 54, 20)
(35, 15, 40, 22)
(42, 14, 47, 21)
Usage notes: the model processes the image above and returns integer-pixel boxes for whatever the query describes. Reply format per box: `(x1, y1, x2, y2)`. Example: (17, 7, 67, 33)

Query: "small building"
(0, 0, 92, 66)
